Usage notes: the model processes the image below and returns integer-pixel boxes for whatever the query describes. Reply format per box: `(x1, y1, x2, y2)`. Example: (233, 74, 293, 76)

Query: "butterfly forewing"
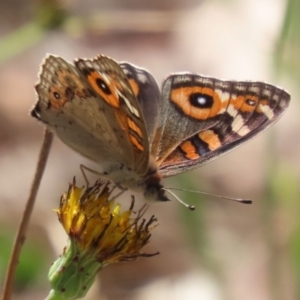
(152, 74, 222, 165)
(157, 75, 290, 177)
(32, 55, 150, 176)
(74, 56, 151, 175)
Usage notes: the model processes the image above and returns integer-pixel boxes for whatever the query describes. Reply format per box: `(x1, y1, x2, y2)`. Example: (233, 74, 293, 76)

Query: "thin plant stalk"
(0, 129, 53, 300)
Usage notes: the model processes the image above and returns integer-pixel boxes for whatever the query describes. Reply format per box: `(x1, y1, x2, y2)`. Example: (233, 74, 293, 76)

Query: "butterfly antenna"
(162, 188, 195, 211)
(165, 187, 252, 205)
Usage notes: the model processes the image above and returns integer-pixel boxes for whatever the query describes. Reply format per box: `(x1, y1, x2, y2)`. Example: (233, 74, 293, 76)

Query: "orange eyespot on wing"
(170, 86, 229, 120)
(35, 56, 91, 110)
(86, 71, 121, 108)
(229, 94, 259, 113)
(48, 86, 70, 108)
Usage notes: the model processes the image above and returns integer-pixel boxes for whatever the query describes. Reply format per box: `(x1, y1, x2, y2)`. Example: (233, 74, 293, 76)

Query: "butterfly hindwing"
(119, 62, 161, 147)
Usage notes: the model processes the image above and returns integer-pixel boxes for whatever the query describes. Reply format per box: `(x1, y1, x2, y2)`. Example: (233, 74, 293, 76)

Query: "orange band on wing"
(127, 117, 142, 138)
(199, 130, 221, 151)
(128, 78, 140, 97)
(129, 134, 144, 152)
(180, 140, 200, 160)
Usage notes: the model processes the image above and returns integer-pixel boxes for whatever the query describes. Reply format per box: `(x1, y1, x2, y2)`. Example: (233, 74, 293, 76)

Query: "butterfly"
(31, 54, 290, 203)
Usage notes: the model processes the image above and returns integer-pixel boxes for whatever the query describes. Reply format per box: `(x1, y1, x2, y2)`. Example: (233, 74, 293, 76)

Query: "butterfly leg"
(80, 164, 129, 192)
(109, 188, 128, 202)
(80, 164, 110, 187)
(80, 165, 130, 203)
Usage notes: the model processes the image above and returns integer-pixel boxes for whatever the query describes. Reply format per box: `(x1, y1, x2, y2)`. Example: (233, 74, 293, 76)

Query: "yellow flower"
(46, 179, 158, 300)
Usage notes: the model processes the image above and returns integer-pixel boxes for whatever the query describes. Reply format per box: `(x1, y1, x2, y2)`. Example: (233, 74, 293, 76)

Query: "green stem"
(0, 22, 45, 64)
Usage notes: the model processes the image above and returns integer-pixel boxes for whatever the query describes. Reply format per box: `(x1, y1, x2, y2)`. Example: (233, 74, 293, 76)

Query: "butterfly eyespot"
(189, 93, 213, 108)
(53, 91, 61, 99)
(96, 78, 111, 95)
(246, 99, 256, 106)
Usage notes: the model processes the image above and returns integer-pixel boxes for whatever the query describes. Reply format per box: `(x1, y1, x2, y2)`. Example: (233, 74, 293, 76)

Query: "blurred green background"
(0, 0, 299, 299)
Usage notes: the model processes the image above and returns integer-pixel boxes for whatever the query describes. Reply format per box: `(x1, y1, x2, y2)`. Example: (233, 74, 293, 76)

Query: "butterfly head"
(143, 177, 196, 210)
(144, 181, 170, 203)
(143, 165, 170, 202)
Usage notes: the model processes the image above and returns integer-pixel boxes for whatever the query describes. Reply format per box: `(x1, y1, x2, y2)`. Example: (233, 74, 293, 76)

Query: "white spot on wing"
(102, 73, 111, 84)
(231, 114, 244, 133)
(237, 125, 250, 136)
(215, 89, 230, 103)
(259, 104, 274, 120)
(248, 86, 260, 94)
(121, 93, 140, 117)
(262, 89, 271, 98)
(85, 61, 94, 68)
(136, 72, 148, 84)
(227, 104, 238, 118)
